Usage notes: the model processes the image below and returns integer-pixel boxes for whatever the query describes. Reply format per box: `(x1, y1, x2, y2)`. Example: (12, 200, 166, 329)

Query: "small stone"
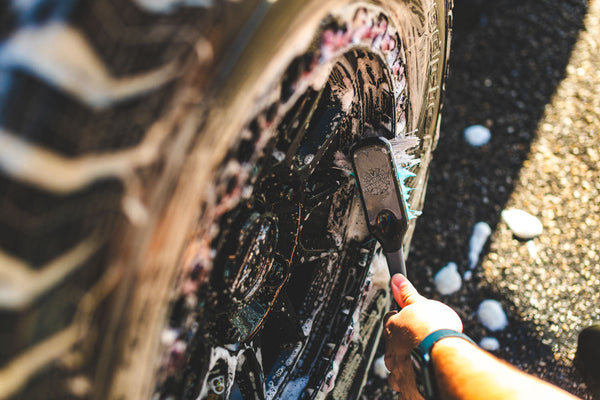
(434, 262, 462, 295)
(527, 240, 538, 259)
(463, 270, 473, 281)
(479, 337, 500, 351)
(501, 209, 543, 239)
(478, 299, 508, 331)
(464, 125, 491, 147)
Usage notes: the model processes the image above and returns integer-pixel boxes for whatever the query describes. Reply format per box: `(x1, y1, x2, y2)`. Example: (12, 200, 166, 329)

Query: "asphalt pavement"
(363, 0, 599, 398)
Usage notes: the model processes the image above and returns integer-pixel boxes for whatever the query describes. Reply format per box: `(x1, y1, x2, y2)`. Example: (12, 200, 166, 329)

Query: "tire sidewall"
(106, 1, 449, 398)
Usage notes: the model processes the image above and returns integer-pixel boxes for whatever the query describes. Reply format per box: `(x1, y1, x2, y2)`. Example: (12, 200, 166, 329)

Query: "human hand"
(384, 274, 463, 398)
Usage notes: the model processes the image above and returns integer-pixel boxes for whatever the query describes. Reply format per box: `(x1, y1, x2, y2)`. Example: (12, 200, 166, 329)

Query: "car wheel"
(0, 1, 451, 399)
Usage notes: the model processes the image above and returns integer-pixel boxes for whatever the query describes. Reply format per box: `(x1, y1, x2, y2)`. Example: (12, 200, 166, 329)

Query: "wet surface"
(158, 4, 418, 394)
(363, 0, 599, 398)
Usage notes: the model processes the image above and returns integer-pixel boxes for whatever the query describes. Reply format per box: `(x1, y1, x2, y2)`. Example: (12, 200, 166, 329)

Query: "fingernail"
(390, 273, 405, 289)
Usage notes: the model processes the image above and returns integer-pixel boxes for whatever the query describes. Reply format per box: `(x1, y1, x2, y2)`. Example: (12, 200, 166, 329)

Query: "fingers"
(390, 273, 424, 308)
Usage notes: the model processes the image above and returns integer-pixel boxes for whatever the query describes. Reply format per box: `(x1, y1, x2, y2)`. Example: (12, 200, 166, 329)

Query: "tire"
(0, 1, 451, 399)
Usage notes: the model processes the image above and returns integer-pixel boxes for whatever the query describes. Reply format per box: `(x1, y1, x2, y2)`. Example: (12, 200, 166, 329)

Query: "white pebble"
(527, 240, 538, 259)
(468, 222, 492, 269)
(478, 299, 508, 331)
(373, 355, 390, 378)
(464, 125, 491, 147)
(434, 262, 462, 295)
(479, 337, 500, 351)
(501, 209, 543, 239)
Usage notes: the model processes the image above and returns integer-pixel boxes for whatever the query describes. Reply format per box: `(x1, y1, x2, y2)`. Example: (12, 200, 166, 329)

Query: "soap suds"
(372, 355, 390, 378)
(433, 262, 462, 295)
(477, 300, 508, 331)
(479, 337, 500, 351)
(468, 222, 492, 269)
(464, 125, 491, 147)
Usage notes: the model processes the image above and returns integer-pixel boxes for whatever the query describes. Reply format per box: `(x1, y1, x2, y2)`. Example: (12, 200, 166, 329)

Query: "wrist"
(410, 330, 475, 400)
(431, 336, 477, 374)
(430, 336, 478, 375)
(430, 337, 481, 400)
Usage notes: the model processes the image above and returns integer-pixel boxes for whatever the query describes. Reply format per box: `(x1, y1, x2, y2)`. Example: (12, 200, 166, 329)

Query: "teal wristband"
(410, 329, 476, 400)
(416, 329, 476, 356)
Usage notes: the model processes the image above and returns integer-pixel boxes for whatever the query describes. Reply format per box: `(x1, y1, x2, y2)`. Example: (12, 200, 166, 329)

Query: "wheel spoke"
(281, 88, 326, 167)
(275, 294, 307, 340)
(235, 345, 266, 400)
(196, 346, 239, 400)
(258, 295, 306, 371)
(303, 168, 350, 209)
(299, 170, 354, 253)
(293, 104, 346, 177)
(274, 82, 348, 180)
(294, 246, 337, 261)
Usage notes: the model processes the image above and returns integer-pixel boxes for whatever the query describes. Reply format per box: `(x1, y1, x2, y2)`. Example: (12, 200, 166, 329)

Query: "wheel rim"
(153, 5, 419, 399)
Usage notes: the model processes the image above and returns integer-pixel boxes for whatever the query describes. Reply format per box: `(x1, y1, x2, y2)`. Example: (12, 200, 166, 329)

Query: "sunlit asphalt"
(363, 0, 599, 398)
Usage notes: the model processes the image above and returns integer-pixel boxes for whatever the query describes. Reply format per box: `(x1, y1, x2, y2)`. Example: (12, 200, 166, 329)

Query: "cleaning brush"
(350, 135, 420, 276)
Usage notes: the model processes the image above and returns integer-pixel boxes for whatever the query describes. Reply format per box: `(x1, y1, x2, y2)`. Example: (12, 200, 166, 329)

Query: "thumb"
(390, 274, 424, 308)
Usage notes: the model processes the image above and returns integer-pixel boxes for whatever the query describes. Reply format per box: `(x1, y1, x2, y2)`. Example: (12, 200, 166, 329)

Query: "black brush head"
(351, 137, 409, 253)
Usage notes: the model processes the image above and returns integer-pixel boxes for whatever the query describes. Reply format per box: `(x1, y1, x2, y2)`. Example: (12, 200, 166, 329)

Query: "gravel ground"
(363, 0, 599, 398)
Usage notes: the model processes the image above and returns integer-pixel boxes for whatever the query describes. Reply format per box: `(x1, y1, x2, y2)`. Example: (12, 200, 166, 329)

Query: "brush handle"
(385, 248, 407, 277)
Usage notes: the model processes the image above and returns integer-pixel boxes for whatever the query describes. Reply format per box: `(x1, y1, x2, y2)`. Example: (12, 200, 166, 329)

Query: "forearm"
(431, 338, 580, 400)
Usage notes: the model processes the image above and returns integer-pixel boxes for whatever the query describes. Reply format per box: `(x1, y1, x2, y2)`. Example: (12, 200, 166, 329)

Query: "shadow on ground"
(362, 0, 592, 398)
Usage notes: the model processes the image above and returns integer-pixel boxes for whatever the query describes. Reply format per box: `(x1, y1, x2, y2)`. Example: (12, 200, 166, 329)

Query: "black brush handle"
(385, 248, 407, 277)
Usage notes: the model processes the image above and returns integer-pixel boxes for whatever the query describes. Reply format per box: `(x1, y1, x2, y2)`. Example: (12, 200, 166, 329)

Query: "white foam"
(160, 328, 178, 347)
(468, 222, 492, 269)
(479, 337, 500, 351)
(277, 375, 309, 399)
(433, 262, 462, 295)
(372, 355, 390, 378)
(301, 318, 313, 337)
(272, 150, 285, 162)
(477, 300, 508, 331)
(369, 250, 391, 289)
(133, 0, 213, 13)
(464, 125, 491, 147)
(197, 346, 238, 399)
